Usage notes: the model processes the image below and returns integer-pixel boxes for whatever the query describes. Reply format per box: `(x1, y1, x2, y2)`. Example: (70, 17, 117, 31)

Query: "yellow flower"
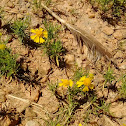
(79, 123, 82, 126)
(82, 86, 89, 92)
(0, 44, 6, 50)
(76, 76, 86, 87)
(76, 75, 94, 92)
(89, 73, 94, 80)
(30, 28, 48, 43)
(59, 79, 73, 88)
(0, 32, 2, 36)
(83, 78, 91, 86)
(56, 124, 61, 126)
(121, 124, 126, 126)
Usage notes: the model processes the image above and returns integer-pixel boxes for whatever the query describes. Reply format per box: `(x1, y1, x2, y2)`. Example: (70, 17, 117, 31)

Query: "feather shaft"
(41, 2, 112, 58)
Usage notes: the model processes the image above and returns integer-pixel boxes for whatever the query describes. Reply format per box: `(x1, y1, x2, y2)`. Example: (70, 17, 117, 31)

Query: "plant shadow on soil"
(2, 23, 41, 49)
(0, 109, 21, 125)
(2, 24, 46, 86)
(2, 23, 68, 87)
(91, 2, 126, 26)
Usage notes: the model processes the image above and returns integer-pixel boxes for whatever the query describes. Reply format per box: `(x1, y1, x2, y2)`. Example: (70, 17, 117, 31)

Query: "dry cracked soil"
(0, 0, 126, 126)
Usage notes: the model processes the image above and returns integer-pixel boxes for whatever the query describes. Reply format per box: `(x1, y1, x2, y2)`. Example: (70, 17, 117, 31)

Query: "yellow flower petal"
(30, 28, 48, 43)
(34, 36, 39, 43)
(69, 79, 73, 87)
(59, 79, 73, 88)
(39, 38, 45, 43)
(59, 83, 63, 87)
(0, 44, 6, 50)
(89, 73, 94, 80)
(80, 76, 86, 81)
(83, 86, 89, 92)
(39, 28, 44, 31)
(79, 123, 82, 126)
(56, 124, 61, 126)
(30, 29, 37, 33)
(43, 31, 48, 38)
(30, 35, 37, 40)
(83, 78, 91, 86)
(89, 84, 94, 90)
(76, 81, 84, 87)
(0, 32, 2, 36)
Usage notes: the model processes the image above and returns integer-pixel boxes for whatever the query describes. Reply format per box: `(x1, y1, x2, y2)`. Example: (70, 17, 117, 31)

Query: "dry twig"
(7, 94, 50, 114)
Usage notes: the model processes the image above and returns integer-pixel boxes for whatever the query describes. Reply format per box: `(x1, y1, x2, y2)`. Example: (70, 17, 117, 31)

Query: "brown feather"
(41, 2, 112, 60)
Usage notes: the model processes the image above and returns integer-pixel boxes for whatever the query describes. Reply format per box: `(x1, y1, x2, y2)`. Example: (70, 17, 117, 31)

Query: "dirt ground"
(0, 0, 126, 126)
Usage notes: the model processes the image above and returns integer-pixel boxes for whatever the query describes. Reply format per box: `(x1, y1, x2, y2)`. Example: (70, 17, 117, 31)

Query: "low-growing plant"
(43, 21, 64, 66)
(0, 7, 4, 19)
(43, 40, 65, 66)
(33, 0, 42, 8)
(47, 69, 114, 125)
(30, 21, 65, 66)
(0, 43, 18, 77)
(47, 72, 95, 125)
(43, 21, 61, 40)
(91, 98, 110, 115)
(119, 74, 126, 98)
(11, 17, 30, 41)
(89, 0, 126, 24)
(83, 96, 111, 124)
(45, 0, 52, 6)
(73, 67, 88, 82)
(104, 67, 115, 85)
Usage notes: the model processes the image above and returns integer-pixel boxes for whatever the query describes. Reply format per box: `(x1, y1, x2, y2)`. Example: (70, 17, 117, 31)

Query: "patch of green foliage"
(92, 98, 110, 115)
(118, 40, 126, 51)
(45, 0, 52, 6)
(119, 74, 126, 98)
(47, 71, 96, 125)
(11, 17, 30, 41)
(104, 67, 115, 84)
(33, 0, 41, 8)
(0, 45, 18, 77)
(43, 21, 65, 66)
(43, 40, 65, 63)
(46, 67, 114, 125)
(43, 21, 61, 40)
(83, 97, 111, 123)
(89, 0, 126, 24)
(47, 83, 79, 126)
(73, 67, 88, 82)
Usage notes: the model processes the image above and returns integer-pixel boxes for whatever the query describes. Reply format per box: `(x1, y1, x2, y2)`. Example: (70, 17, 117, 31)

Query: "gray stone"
(25, 120, 40, 126)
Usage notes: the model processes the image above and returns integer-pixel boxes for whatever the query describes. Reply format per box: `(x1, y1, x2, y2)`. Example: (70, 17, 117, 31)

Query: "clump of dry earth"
(0, 0, 126, 126)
